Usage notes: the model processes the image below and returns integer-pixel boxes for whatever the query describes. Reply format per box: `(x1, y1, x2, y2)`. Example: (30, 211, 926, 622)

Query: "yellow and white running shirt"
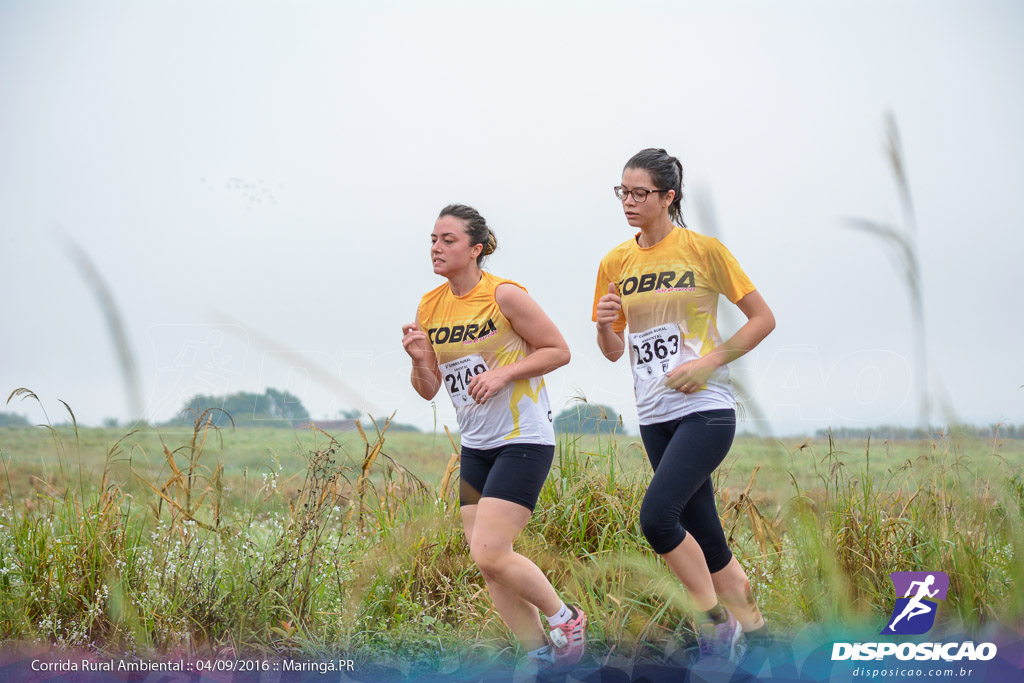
(592, 227, 756, 426)
(418, 271, 555, 449)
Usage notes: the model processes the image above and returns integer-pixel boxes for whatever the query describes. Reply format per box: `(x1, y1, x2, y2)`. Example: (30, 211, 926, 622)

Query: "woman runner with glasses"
(402, 204, 587, 671)
(593, 149, 776, 661)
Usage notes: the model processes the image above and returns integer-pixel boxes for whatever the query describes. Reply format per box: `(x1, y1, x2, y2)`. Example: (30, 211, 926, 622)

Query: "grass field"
(1, 405, 1022, 672)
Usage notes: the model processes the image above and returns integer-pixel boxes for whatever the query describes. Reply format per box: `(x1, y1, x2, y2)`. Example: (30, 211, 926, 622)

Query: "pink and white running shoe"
(548, 604, 587, 669)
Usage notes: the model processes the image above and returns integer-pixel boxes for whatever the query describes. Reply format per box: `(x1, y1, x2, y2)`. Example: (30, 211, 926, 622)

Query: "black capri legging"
(638, 408, 736, 573)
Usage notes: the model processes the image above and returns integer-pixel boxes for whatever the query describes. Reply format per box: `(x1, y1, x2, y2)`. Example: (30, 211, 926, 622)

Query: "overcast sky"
(2, 1, 1022, 436)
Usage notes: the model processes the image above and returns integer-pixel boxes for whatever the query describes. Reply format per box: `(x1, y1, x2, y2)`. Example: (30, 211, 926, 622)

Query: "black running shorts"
(459, 442, 555, 511)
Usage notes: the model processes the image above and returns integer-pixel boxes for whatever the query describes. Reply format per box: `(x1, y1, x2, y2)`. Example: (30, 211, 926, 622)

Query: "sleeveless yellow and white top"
(418, 271, 555, 449)
(592, 227, 756, 426)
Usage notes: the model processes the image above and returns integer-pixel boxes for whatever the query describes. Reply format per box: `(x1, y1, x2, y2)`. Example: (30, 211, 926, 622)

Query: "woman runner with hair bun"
(401, 204, 587, 671)
(593, 149, 776, 661)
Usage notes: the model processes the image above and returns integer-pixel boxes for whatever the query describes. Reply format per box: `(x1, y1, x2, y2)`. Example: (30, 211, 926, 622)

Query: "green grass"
(5, 422, 1014, 501)
(1, 406, 1022, 670)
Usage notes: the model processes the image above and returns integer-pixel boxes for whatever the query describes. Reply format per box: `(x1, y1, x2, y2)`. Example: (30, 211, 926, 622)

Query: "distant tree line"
(4, 404, 1018, 440)
(0, 412, 31, 427)
(161, 391, 422, 432)
(553, 403, 623, 435)
(163, 389, 310, 429)
(815, 424, 1024, 441)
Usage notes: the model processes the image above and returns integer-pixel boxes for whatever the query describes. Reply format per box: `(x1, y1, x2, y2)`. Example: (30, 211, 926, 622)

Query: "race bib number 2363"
(628, 323, 686, 381)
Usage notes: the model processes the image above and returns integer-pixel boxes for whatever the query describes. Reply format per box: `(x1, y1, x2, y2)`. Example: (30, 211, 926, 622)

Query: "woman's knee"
(469, 541, 507, 580)
(639, 502, 685, 554)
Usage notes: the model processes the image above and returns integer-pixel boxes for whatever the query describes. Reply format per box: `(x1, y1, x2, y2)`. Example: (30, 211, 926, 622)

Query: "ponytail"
(624, 148, 687, 228)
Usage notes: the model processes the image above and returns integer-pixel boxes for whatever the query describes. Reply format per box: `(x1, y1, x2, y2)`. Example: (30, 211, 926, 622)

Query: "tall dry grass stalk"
(843, 112, 930, 430)
(58, 230, 144, 423)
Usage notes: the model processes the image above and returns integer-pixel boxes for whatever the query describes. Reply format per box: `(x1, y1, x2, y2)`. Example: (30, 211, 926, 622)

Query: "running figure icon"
(886, 575, 938, 632)
(882, 571, 949, 635)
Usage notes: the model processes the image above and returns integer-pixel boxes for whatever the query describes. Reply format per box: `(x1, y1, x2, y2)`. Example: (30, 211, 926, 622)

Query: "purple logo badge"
(882, 572, 949, 635)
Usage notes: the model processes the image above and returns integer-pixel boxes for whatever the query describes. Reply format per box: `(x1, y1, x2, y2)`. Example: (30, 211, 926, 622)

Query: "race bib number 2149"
(439, 354, 489, 407)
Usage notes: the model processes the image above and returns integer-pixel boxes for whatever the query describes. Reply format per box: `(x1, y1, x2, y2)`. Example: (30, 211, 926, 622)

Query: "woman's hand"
(467, 367, 511, 404)
(401, 322, 432, 362)
(595, 282, 622, 327)
(595, 282, 626, 361)
(664, 356, 718, 394)
(403, 319, 442, 400)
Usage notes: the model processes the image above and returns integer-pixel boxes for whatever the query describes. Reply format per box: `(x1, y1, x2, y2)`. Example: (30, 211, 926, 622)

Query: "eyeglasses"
(613, 186, 668, 203)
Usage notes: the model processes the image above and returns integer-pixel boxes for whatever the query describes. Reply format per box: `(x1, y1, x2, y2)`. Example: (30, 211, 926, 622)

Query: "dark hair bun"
(438, 204, 497, 265)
